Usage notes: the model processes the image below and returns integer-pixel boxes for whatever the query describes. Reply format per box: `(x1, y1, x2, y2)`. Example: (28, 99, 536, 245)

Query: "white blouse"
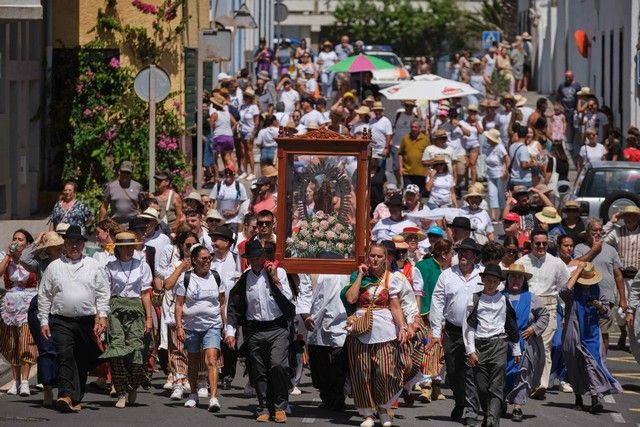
(105, 258, 152, 298)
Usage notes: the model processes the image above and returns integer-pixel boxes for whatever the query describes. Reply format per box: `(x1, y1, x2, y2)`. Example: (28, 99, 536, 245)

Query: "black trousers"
(443, 323, 478, 416)
(247, 327, 290, 414)
(221, 340, 238, 381)
(308, 344, 346, 408)
(467, 339, 507, 427)
(50, 315, 101, 404)
(27, 296, 58, 386)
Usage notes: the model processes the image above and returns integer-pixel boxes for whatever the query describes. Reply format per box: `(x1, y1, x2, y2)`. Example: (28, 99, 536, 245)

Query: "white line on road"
(604, 394, 616, 404)
(610, 413, 625, 423)
(302, 417, 316, 423)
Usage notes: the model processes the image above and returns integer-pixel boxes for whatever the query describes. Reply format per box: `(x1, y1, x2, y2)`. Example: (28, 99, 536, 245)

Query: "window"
(183, 48, 213, 128)
(582, 168, 640, 198)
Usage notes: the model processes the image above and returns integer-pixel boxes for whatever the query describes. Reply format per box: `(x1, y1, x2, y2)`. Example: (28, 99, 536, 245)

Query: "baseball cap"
(404, 184, 420, 195)
(119, 161, 133, 173)
(385, 183, 399, 193)
(426, 225, 445, 237)
(217, 72, 231, 81)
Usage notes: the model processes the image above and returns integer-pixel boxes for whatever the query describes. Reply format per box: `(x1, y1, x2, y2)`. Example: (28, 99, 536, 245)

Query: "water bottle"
(9, 242, 18, 254)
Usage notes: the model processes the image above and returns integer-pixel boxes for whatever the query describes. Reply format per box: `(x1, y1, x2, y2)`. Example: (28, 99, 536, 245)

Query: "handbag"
(151, 289, 165, 308)
(346, 272, 388, 337)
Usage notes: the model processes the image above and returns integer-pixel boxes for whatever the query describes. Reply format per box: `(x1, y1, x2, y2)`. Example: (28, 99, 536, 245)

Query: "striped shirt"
(604, 222, 640, 269)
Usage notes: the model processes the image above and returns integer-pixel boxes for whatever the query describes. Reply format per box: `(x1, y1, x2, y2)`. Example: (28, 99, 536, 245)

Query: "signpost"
(482, 31, 501, 49)
(134, 65, 171, 192)
(274, 0, 288, 39)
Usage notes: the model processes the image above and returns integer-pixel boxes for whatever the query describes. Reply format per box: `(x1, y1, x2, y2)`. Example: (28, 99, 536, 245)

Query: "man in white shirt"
(371, 194, 418, 242)
(225, 240, 294, 423)
(370, 102, 394, 169)
(514, 229, 570, 399)
(300, 96, 329, 128)
(38, 225, 110, 412)
(429, 238, 483, 422)
(210, 168, 248, 232)
(278, 78, 300, 115)
(138, 208, 172, 273)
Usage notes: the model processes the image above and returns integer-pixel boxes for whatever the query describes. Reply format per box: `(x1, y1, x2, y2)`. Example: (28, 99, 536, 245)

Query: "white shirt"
(105, 258, 152, 298)
(256, 126, 279, 148)
(175, 270, 225, 331)
(483, 143, 508, 179)
(280, 89, 300, 114)
(393, 111, 417, 148)
(92, 250, 115, 268)
(497, 110, 512, 146)
(427, 173, 454, 206)
(198, 230, 214, 252)
(463, 291, 521, 356)
(370, 115, 393, 154)
(460, 120, 480, 149)
(353, 272, 401, 344)
(460, 207, 494, 237)
(158, 245, 180, 281)
(351, 121, 370, 136)
(429, 264, 483, 338)
(145, 229, 172, 273)
(422, 144, 455, 172)
(210, 180, 248, 224)
(371, 217, 418, 243)
(225, 267, 293, 337)
(274, 111, 290, 128)
(239, 103, 260, 134)
(211, 250, 241, 292)
(317, 50, 338, 72)
(515, 253, 570, 297)
(300, 109, 329, 127)
(396, 272, 419, 324)
(579, 143, 607, 165)
(38, 256, 111, 325)
(438, 122, 465, 156)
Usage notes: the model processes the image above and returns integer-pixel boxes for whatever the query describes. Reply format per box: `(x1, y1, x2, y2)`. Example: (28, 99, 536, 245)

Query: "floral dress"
(49, 199, 93, 229)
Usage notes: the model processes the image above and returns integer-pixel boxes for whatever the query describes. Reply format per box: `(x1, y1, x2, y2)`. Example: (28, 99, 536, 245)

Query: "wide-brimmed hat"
(402, 99, 416, 107)
(480, 264, 504, 281)
(499, 41, 510, 48)
(64, 225, 87, 242)
(401, 226, 427, 242)
(521, 31, 532, 40)
(512, 185, 530, 195)
(576, 87, 592, 96)
(55, 223, 70, 236)
(355, 106, 370, 115)
(514, 94, 527, 107)
(243, 240, 266, 258)
(463, 188, 484, 199)
(37, 231, 65, 251)
(385, 193, 404, 208)
(451, 216, 473, 231)
(128, 217, 149, 231)
(501, 93, 515, 103)
(243, 86, 255, 98)
(426, 154, 448, 167)
(371, 101, 384, 111)
(153, 171, 171, 181)
(535, 207, 562, 224)
(184, 191, 204, 208)
(622, 206, 640, 216)
(563, 200, 581, 211)
(210, 225, 235, 243)
(466, 104, 479, 112)
(455, 237, 479, 253)
(484, 128, 501, 144)
(576, 262, 603, 286)
(257, 70, 271, 81)
(114, 232, 140, 246)
(205, 209, 225, 224)
(426, 225, 445, 237)
(434, 128, 448, 139)
(503, 263, 533, 280)
(392, 235, 409, 250)
(534, 183, 553, 195)
(306, 121, 320, 130)
(363, 95, 375, 103)
(210, 94, 227, 109)
(138, 207, 160, 222)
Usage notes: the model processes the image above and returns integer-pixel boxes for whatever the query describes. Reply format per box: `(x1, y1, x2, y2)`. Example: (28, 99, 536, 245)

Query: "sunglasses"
(533, 241, 548, 247)
(197, 256, 213, 262)
(257, 221, 272, 227)
(506, 249, 519, 254)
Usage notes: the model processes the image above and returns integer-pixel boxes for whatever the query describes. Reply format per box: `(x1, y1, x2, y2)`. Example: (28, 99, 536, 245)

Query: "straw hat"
(243, 86, 255, 98)
(138, 207, 160, 222)
(563, 200, 581, 211)
(502, 263, 533, 280)
(535, 206, 562, 224)
(205, 209, 226, 224)
(37, 231, 65, 251)
(501, 92, 515, 103)
(622, 206, 640, 216)
(514, 94, 527, 107)
(521, 32, 532, 41)
(210, 94, 227, 109)
(184, 191, 204, 208)
(534, 183, 553, 195)
(426, 154, 447, 166)
(363, 95, 375, 103)
(392, 235, 409, 250)
(371, 101, 384, 111)
(434, 128, 448, 139)
(355, 105, 370, 115)
(467, 104, 479, 112)
(55, 222, 70, 236)
(400, 226, 427, 242)
(576, 87, 592, 96)
(484, 128, 501, 144)
(576, 262, 603, 286)
(402, 100, 416, 107)
(499, 41, 510, 48)
(113, 232, 140, 246)
(463, 188, 484, 199)
(306, 121, 319, 130)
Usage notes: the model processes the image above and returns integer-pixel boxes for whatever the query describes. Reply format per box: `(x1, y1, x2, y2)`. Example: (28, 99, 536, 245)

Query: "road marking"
(625, 389, 640, 395)
(628, 408, 640, 412)
(604, 395, 616, 404)
(612, 372, 640, 380)
(302, 417, 316, 423)
(608, 356, 637, 363)
(610, 413, 625, 423)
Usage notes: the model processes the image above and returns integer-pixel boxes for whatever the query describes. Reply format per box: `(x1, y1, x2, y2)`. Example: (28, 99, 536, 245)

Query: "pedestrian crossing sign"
(483, 31, 501, 49)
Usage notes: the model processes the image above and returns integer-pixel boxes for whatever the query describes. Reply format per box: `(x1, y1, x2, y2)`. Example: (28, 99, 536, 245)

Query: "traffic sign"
(274, 2, 288, 23)
(134, 65, 171, 103)
(482, 31, 500, 49)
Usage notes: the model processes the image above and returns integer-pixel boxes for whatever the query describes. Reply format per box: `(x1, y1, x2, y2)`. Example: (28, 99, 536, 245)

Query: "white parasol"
(380, 74, 480, 101)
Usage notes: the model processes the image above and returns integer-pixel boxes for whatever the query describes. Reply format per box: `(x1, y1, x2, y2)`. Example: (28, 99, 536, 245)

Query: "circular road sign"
(134, 65, 171, 103)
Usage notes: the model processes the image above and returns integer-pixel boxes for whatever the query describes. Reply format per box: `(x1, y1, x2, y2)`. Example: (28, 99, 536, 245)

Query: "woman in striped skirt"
(342, 243, 408, 427)
(413, 239, 454, 402)
(0, 229, 38, 397)
(162, 230, 199, 400)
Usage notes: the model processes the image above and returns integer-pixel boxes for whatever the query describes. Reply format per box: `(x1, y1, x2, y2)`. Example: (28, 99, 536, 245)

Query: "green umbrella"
(328, 53, 396, 73)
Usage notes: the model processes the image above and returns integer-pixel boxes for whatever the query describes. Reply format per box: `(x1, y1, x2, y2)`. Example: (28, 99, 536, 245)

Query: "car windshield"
(369, 54, 402, 67)
(579, 168, 640, 197)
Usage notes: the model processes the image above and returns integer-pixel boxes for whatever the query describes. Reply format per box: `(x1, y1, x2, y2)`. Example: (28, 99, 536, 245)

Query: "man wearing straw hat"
(38, 225, 110, 412)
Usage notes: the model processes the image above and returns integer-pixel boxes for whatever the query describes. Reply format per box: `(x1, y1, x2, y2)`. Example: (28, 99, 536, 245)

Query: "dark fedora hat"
(480, 264, 504, 281)
(128, 217, 149, 231)
(450, 216, 473, 231)
(243, 240, 266, 259)
(64, 225, 87, 242)
(455, 237, 479, 253)
(381, 240, 398, 257)
(385, 193, 404, 208)
(210, 225, 235, 243)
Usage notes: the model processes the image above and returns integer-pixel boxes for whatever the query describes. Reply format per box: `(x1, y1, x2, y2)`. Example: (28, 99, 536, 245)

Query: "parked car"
(363, 45, 411, 87)
(563, 161, 640, 221)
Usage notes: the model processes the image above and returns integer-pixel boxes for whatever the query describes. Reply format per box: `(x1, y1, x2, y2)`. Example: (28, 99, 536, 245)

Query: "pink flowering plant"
(286, 211, 354, 258)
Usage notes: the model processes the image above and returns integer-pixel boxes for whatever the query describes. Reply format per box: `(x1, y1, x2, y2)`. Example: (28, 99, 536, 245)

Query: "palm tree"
(463, 0, 520, 40)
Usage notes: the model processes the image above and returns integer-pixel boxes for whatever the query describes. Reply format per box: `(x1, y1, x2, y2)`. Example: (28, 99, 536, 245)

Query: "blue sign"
(482, 31, 501, 49)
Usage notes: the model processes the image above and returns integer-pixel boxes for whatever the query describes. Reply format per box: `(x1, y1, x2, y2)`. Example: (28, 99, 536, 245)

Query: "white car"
(366, 50, 411, 87)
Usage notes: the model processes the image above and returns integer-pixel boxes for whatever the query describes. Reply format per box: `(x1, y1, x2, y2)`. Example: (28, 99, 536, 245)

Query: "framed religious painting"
(275, 128, 371, 274)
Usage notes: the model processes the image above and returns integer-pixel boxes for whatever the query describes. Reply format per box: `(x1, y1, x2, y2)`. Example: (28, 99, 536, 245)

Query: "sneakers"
(379, 412, 393, 427)
(184, 393, 198, 408)
(163, 373, 175, 390)
(419, 386, 432, 403)
(110, 384, 118, 397)
(560, 381, 574, 393)
(245, 173, 256, 181)
(19, 380, 30, 396)
(511, 407, 523, 422)
(171, 385, 184, 400)
(244, 383, 256, 398)
(198, 386, 209, 398)
(237, 172, 247, 179)
(183, 381, 192, 393)
(289, 386, 302, 396)
(360, 417, 375, 427)
(274, 409, 287, 423)
(115, 392, 127, 408)
(208, 397, 221, 412)
(57, 396, 80, 413)
(590, 395, 603, 413)
(256, 412, 270, 422)
(43, 385, 54, 407)
(6, 381, 17, 395)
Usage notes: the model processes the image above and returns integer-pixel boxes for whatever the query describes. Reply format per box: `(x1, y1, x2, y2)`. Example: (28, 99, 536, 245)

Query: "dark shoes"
(590, 396, 603, 414)
(511, 408, 523, 422)
(221, 377, 232, 390)
(451, 405, 464, 422)
(529, 387, 546, 400)
(573, 394, 584, 411)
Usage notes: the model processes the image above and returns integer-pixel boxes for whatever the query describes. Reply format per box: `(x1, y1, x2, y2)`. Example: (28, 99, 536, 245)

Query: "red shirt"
(623, 147, 640, 162)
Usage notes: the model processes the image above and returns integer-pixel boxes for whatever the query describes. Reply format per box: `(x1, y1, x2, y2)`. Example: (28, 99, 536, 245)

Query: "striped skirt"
(0, 321, 37, 366)
(347, 337, 401, 415)
(399, 322, 429, 387)
(422, 315, 444, 379)
(168, 326, 188, 378)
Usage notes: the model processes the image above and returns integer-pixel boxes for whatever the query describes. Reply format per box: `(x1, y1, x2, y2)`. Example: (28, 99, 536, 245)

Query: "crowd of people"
(1, 33, 640, 427)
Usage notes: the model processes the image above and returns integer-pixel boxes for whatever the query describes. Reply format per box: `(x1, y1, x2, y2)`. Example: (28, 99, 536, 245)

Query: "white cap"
(217, 72, 231, 81)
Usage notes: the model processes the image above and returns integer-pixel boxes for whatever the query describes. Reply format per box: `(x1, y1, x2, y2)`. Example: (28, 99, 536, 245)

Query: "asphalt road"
(1, 336, 639, 427)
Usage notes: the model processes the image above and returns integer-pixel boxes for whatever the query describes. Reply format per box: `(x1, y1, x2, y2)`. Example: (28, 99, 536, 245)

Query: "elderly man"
(99, 160, 143, 225)
(514, 229, 570, 400)
(604, 205, 640, 348)
(399, 119, 430, 193)
(429, 238, 483, 423)
(574, 218, 627, 352)
(38, 225, 110, 412)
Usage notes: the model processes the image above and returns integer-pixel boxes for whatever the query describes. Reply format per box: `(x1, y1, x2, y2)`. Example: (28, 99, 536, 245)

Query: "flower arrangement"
(286, 211, 354, 258)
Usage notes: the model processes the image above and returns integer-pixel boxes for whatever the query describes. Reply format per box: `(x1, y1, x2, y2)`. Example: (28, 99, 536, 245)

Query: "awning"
(0, 0, 43, 20)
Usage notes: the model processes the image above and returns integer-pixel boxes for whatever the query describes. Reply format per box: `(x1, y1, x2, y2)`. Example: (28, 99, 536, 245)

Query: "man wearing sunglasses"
(255, 210, 276, 245)
(514, 229, 570, 400)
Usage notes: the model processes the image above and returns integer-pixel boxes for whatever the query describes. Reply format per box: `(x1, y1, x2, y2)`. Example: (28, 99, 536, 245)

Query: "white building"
(527, 0, 640, 132)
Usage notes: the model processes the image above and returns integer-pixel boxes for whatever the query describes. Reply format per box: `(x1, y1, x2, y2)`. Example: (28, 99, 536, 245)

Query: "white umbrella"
(381, 74, 479, 101)
(406, 207, 461, 223)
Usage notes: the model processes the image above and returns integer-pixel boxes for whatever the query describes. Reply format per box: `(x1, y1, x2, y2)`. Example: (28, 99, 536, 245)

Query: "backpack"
(183, 269, 222, 293)
(216, 181, 241, 200)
